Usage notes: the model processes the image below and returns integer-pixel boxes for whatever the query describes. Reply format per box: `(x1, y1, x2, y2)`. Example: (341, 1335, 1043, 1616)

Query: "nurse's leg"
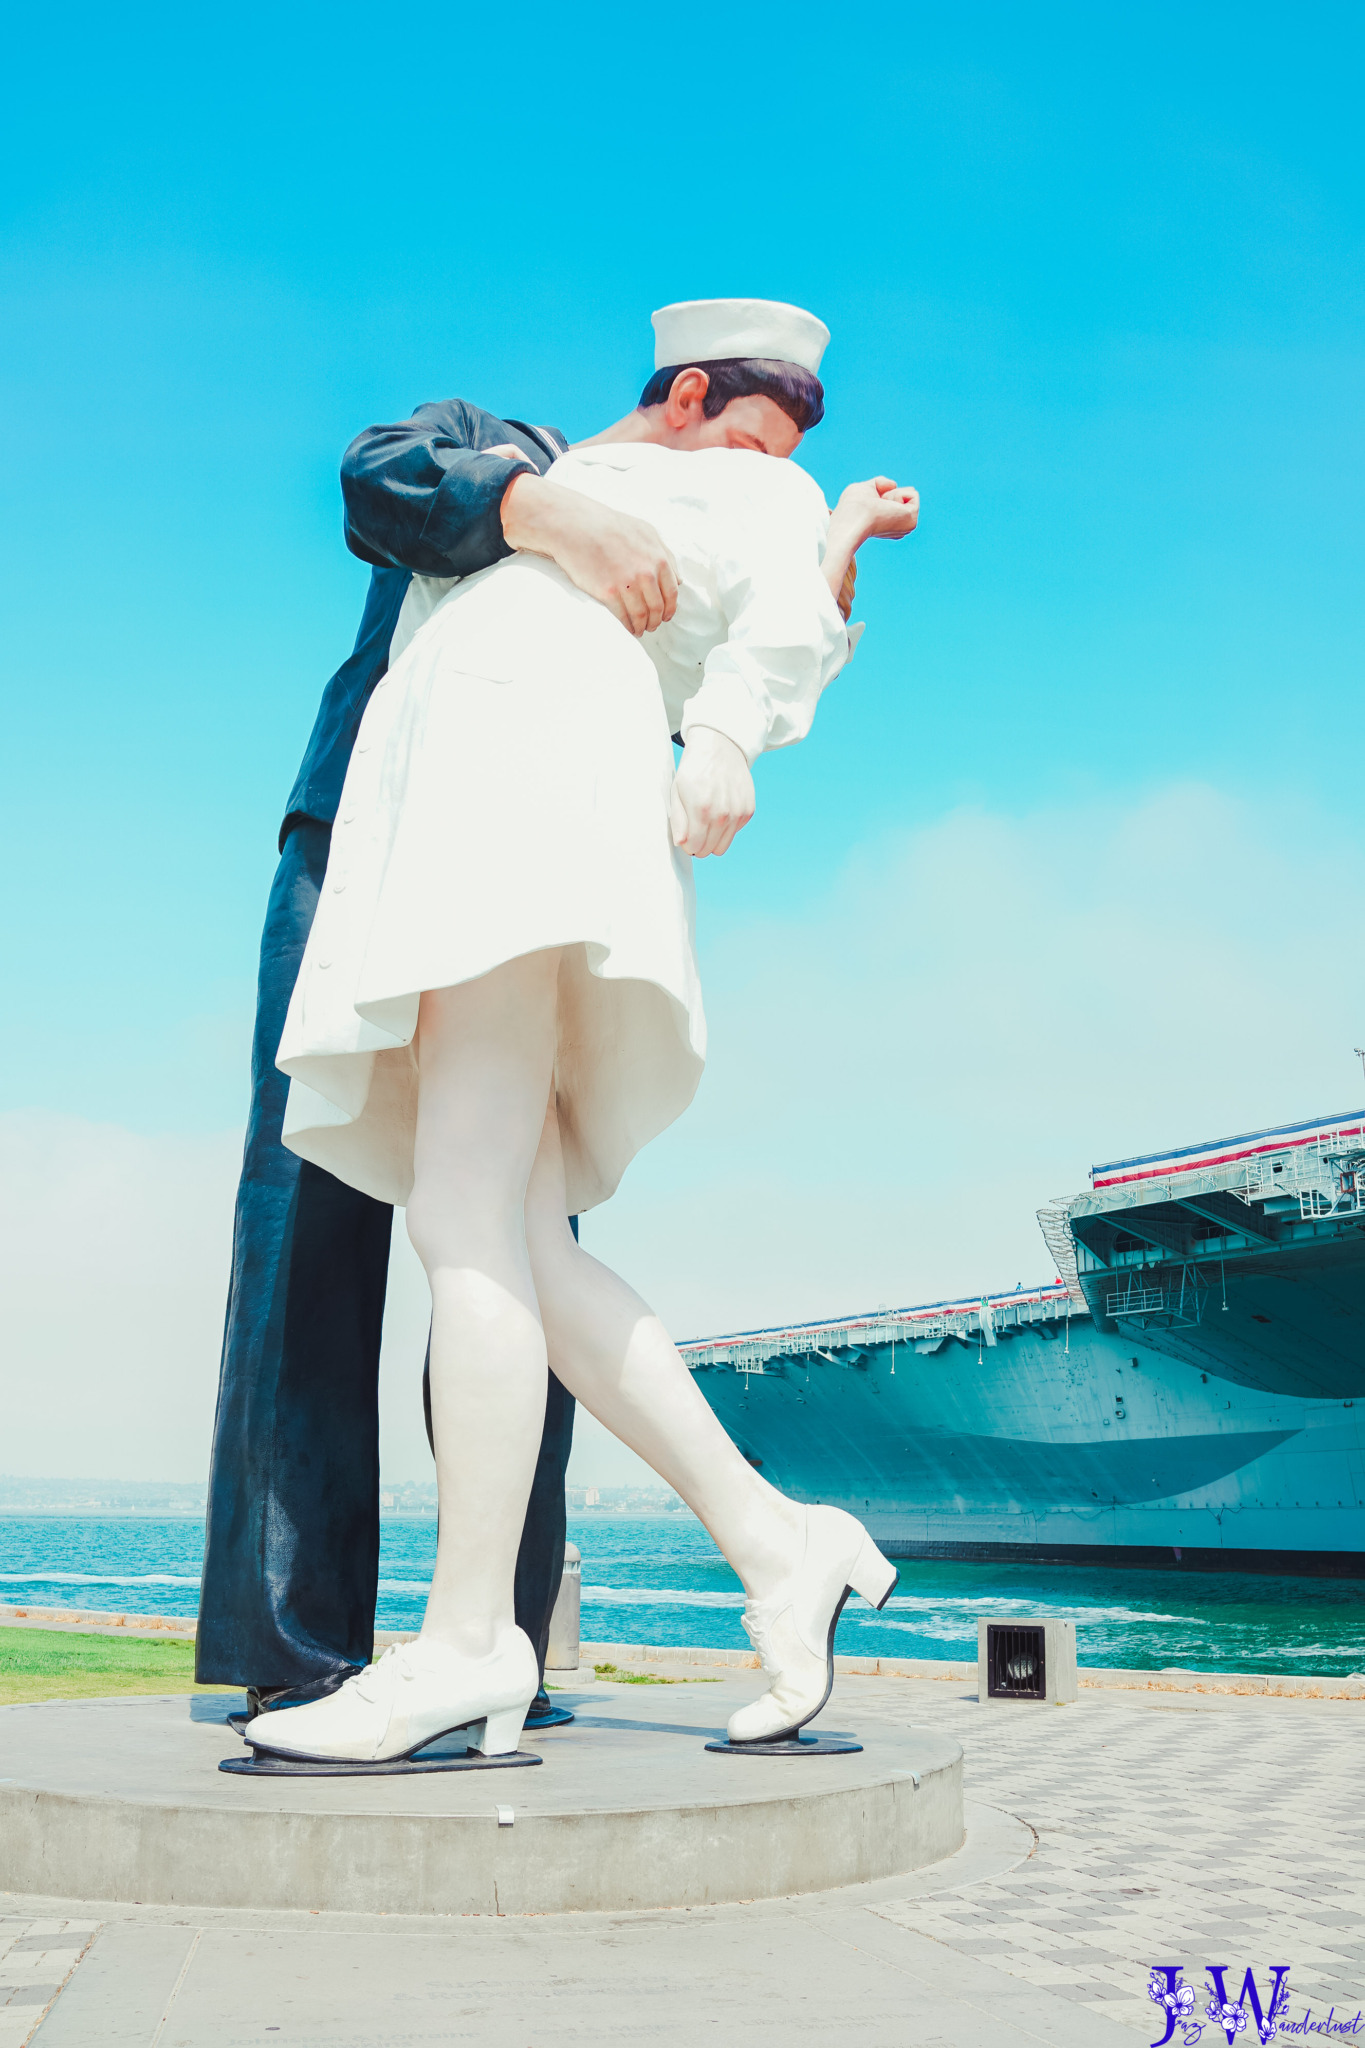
(406, 950, 561, 1659)
(523, 1106, 896, 1744)
(421, 1340, 577, 1691)
(237, 952, 560, 1765)
(523, 1106, 805, 1604)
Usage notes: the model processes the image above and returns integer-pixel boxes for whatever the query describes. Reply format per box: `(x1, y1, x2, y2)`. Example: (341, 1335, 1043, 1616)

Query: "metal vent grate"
(986, 1624, 1047, 1700)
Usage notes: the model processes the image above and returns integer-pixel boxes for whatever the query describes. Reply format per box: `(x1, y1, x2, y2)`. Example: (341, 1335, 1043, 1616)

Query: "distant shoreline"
(0, 1503, 689, 1519)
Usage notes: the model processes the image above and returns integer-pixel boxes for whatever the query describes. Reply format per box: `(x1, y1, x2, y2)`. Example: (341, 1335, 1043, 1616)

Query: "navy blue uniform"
(197, 405, 575, 1694)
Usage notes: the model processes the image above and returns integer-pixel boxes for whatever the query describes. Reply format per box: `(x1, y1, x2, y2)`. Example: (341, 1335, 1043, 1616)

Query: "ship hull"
(693, 1313, 1365, 1575)
(688, 1108, 1365, 1579)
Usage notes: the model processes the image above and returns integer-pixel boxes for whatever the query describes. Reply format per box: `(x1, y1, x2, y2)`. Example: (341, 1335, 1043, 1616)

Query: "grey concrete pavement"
(5, 1668, 1361, 2045)
(0, 1681, 961, 1915)
(12, 1807, 1127, 2048)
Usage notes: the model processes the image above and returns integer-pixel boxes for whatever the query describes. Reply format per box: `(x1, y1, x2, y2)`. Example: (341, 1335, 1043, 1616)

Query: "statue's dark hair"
(637, 357, 824, 433)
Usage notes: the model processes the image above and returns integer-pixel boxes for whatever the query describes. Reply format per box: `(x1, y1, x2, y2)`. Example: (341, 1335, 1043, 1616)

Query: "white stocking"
(406, 949, 561, 1659)
(524, 1103, 805, 1604)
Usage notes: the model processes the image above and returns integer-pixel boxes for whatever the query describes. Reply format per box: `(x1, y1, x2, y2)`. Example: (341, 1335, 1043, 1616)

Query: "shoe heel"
(848, 1533, 898, 1611)
(467, 1703, 529, 1757)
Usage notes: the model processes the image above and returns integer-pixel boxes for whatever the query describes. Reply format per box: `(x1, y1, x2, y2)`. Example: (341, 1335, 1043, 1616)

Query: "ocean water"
(1, 1511, 1362, 1675)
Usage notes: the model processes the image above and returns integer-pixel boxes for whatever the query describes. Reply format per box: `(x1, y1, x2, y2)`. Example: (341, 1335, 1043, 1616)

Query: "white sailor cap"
(651, 298, 829, 376)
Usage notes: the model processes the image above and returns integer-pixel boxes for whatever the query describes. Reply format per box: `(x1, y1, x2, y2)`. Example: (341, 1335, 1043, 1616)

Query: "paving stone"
(856, 1677, 1365, 2030)
(0, 1920, 98, 2048)
(0, 2021, 45, 2048)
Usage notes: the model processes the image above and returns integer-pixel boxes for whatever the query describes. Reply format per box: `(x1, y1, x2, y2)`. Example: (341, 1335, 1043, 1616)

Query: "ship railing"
(1104, 1282, 1166, 1318)
(1071, 1131, 1365, 1219)
(1234, 1135, 1365, 1217)
(683, 1318, 953, 1371)
(680, 1293, 1077, 1372)
(1298, 1182, 1365, 1221)
(987, 1293, 1079, 1330)
(1104, 1266, 1207, 1327)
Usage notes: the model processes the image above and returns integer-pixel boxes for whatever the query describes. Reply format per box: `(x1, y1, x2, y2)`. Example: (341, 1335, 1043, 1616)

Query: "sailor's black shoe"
(523, 1686, 575, 1731)
(226, 1669, 357, 1737)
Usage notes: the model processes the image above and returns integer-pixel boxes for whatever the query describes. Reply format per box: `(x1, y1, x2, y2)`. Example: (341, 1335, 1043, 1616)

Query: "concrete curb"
(4, 1610, 1361, 1700)
(1, 1606, 197, 1640)
(579, 1640, 1365, 1701)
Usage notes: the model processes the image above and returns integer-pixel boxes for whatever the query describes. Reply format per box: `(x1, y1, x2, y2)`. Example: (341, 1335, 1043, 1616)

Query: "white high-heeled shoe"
(726, 1506, 897, 1744)
(243, 1628, 538, 1764)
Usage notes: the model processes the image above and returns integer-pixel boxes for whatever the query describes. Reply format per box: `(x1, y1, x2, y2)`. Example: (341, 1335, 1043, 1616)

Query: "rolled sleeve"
(679, 468, 850, 765)
(341, 402, 537, 579)
(412, 447, 536, 575)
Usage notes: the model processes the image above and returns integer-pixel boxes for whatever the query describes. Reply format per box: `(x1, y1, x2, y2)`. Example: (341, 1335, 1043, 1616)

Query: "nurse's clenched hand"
(670, 728, 755, 858)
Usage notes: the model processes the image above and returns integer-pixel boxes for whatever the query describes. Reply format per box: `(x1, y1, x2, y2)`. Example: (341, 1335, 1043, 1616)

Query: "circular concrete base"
(0, 1678, 962, 1916)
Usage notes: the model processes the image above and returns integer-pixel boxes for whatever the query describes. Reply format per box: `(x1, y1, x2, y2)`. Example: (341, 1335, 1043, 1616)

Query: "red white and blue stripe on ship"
(1089, 1109, 1365, 1193)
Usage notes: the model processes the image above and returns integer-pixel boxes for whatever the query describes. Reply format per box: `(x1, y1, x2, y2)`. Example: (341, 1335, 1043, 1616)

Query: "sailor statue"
(199, 299, 918, 1764)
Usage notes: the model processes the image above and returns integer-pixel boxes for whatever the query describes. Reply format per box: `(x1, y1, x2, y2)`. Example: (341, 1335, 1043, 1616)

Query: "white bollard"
(545, 1542, 585, 1677)
(977, 1617, 1078, 1705)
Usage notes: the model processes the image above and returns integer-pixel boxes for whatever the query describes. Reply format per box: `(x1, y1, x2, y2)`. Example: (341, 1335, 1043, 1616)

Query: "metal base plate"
(704, 1734, 864, 1756)
(220, 1747, 542, 1778)
(524, 1702, 576, 1730)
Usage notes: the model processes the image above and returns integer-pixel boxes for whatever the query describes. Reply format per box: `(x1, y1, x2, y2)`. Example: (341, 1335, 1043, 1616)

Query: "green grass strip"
(592, 1661, 717, 1685)
(0, 1629, 722, 1706)
(0, 1627, 234, 1706)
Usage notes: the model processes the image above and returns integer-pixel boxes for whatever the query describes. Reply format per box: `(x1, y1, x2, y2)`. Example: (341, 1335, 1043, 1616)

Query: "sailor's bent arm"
(341, 401, 539, 579)
(679, 481, 850, 765)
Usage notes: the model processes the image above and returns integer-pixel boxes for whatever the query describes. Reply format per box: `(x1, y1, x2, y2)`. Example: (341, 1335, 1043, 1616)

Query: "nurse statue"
(224, 299, 918, 1766)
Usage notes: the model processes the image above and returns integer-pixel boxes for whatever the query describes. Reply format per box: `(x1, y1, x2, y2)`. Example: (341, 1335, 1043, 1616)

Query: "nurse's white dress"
(276, 443, 850, 1215)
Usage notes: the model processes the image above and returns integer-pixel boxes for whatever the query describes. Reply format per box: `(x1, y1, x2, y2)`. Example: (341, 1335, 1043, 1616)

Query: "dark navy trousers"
(197, 820, 575, 1691)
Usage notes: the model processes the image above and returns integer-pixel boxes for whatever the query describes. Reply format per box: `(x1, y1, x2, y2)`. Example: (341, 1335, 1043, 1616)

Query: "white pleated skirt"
(276, 554, 706, 1214)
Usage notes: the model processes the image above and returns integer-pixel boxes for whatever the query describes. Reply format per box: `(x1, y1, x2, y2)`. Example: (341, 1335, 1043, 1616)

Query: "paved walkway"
(0, 1925, 96, 2048)
(855, 1676, 1364, 2032)
(2, 1674, 1360, 2045)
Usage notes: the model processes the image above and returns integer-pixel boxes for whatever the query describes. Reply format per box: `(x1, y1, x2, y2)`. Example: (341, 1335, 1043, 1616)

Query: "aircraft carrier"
(683, 1109, 1365, 1574)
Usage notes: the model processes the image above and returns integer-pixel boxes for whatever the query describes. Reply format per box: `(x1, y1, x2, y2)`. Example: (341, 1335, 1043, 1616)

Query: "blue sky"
(3, 2, 1362, 1477)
